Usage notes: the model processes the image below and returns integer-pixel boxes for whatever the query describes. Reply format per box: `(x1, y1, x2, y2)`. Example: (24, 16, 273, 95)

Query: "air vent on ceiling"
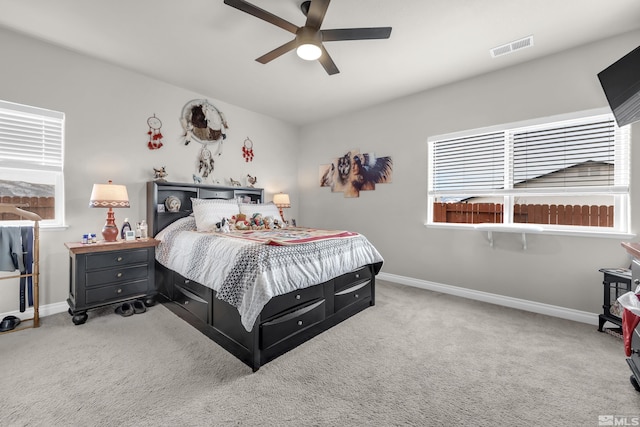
(490, 35, 534, 58)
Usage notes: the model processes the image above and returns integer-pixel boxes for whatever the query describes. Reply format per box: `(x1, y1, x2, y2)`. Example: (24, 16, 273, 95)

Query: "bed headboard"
(146, 181, 264, 236)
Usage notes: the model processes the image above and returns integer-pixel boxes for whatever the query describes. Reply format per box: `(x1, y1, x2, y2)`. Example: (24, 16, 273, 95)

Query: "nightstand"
(65, 239, 159, 325)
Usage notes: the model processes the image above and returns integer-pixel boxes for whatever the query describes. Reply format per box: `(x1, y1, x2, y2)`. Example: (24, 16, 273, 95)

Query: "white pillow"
(191, 198, 239, 232)
(239, 202, 284, 223)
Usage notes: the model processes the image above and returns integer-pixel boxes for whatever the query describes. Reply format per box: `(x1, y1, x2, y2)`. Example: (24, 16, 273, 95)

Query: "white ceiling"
(0, 0, 639, 126)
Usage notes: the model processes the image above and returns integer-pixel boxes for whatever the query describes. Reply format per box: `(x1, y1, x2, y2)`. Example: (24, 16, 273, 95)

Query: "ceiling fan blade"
(321, 27, 392, 42)
(224, 0, 299, 34)
(305, 0, 331, 30)
(255, 39, 298, 64)
(318, 45, 339, 75)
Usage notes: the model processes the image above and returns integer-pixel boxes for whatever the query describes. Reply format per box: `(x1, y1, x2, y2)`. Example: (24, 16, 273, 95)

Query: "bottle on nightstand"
(120, 218, 131, 240)
(140, 220, 148, 239)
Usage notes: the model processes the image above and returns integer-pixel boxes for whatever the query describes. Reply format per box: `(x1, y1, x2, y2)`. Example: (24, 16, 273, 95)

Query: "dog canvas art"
(319, 149, 392, 198)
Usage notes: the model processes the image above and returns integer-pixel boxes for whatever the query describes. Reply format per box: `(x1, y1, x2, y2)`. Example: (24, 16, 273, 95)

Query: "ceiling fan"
(223, 0, 392, 75)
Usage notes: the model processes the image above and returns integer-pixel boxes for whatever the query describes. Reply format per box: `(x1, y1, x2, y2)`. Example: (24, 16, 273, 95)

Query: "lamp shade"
(89, 181, 130, 208)
(273, 193, 291, 208)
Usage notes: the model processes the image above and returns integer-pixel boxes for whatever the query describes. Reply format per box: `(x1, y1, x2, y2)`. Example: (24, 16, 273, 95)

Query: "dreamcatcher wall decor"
(146, 114, 164, 150)
(180, 99, 229, 179)
(242, 137, 254, 162)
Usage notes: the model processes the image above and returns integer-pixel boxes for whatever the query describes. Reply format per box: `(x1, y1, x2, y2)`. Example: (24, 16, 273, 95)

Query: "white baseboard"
(377, 272, 599, 326)
(3, 276, 600, 327)
(1, 301, 69, 321)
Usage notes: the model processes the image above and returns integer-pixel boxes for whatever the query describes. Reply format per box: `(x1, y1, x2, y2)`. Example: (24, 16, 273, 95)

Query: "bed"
(147, 181, 383, 371)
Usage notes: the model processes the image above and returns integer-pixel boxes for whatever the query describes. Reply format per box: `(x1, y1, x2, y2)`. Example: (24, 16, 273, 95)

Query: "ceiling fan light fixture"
(296, 26, 322, 61)
(296, 42, 322, 60)
(223, 0, 392, 75)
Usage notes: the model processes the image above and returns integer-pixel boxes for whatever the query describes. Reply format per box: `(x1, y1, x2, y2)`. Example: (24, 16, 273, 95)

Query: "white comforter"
(156, 217, 384, 331)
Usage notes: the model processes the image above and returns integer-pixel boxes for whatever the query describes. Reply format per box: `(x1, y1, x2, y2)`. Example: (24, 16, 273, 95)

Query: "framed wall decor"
(180, 99, 229, 146)
(320, 149, 393, 198)
(180, 99, 229, 180)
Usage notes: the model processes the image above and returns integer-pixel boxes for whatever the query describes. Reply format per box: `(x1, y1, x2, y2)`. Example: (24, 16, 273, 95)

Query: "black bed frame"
(147, 181, 381, 371)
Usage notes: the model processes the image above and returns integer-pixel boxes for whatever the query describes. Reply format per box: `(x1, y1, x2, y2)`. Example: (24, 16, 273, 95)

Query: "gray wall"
(0, 28, 300, 313)
(297, 30, 640, 316)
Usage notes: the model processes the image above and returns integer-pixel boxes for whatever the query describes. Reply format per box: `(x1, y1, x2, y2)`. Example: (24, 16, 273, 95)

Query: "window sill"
(41, 225, 69, 231)
(424, 222, 636, 249)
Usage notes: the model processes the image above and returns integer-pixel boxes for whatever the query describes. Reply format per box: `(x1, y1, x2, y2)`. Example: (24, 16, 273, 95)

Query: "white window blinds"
(429, 110, 629, 197)
(0, 100, 64, 172)
(431, 131, 505, 193)
(512, 115, 629, 191)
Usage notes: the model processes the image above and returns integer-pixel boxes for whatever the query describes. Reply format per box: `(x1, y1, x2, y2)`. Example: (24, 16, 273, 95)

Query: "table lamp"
(273, 192, 291, 223)
(89, 180, 130, 242)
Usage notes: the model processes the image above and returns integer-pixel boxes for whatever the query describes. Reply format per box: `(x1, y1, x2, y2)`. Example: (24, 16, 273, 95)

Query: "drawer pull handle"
(354, 294, 359, 298)
(116, 272, 123, 278)
(185, 280, 190, 284)
(117, 256, 123, 262)
(175, 285, 207, 304)
(116, 288, 122, 294)
(297, 320, 303, 326)
(355, 273, 360, 278)
(184, 300, 189, 305)
(336, 280, 370, 296)
(295, 294, 301, 300)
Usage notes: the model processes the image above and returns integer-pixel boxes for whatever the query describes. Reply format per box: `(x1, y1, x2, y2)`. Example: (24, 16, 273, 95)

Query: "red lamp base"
(102, 208, 119, 242)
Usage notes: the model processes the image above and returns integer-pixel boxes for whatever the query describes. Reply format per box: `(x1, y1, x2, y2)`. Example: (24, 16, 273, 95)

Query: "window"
(427, 108, 631, 235)
(0, 100, 65, 227)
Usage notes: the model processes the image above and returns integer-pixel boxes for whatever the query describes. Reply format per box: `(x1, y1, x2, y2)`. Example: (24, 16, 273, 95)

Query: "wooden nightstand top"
(65, 238, 159, 254)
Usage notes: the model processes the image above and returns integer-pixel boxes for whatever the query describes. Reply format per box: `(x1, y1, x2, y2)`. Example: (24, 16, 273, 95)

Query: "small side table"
(598, 267, 632, 332)
(65, 238, 159, 325)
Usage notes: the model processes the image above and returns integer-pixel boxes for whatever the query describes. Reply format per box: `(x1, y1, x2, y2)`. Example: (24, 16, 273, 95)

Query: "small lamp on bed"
(273, 192, 291, 223)
(89, 180, 130, 242)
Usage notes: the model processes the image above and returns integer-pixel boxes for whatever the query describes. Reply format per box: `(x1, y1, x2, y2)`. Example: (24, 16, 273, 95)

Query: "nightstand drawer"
(85, 279, 149, 304)
(85, 249, 149, 270)
(334, 280, 371, 312)
(334, 266, 372, 293)
(85, 265, 149, 288)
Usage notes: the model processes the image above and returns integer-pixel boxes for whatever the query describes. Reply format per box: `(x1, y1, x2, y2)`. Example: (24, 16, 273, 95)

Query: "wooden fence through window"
(0, 196, 55, 220)
(433, 203, 614, 227)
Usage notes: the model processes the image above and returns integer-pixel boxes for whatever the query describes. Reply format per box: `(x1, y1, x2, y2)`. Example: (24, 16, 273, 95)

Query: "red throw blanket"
(623, 307, 640, 357)
(219, 227, 360, 246)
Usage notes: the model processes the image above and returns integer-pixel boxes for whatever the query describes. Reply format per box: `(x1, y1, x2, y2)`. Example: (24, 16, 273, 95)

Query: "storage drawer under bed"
(261, 283, 325, 321)
(334, 266, 372, 293)
(260, 299, 326, 350)
(334, 280, 371, 312)
(173, 273, 212, 324)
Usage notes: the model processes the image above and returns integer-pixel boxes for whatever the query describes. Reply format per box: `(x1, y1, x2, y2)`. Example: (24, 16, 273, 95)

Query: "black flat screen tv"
(597, 45, 640, 128)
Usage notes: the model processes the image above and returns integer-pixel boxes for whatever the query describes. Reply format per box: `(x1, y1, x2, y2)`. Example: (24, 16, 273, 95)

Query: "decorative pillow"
(239, 202, 284, 223)
(191, 198, 239, 232)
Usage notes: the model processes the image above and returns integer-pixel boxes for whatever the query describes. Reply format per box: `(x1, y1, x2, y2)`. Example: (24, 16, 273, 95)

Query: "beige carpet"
(1, 280, 638, 426)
